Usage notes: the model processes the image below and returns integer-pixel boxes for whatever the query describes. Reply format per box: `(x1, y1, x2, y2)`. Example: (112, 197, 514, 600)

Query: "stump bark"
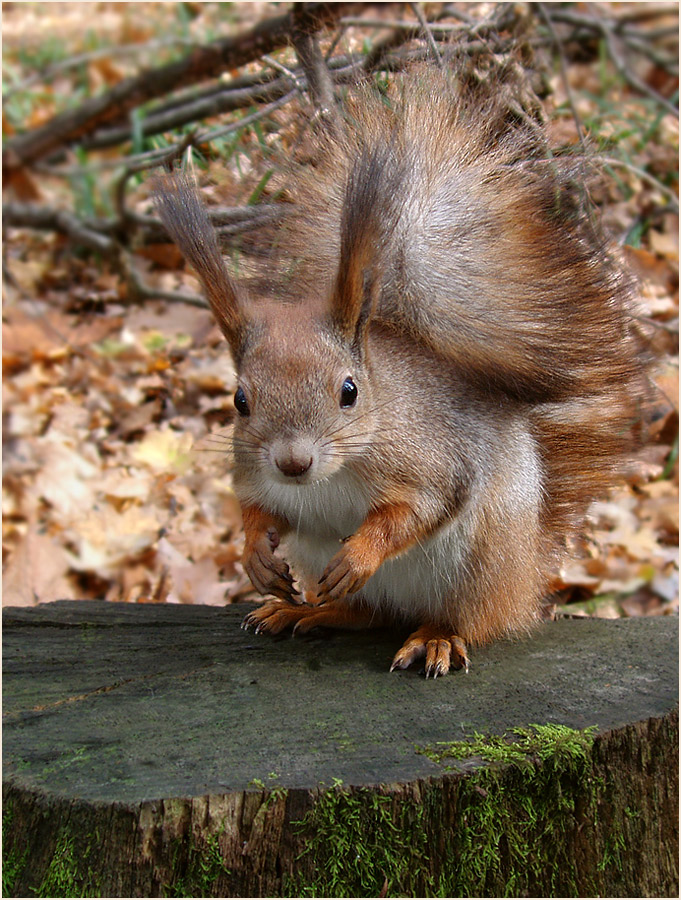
(3, 601, 678, 898)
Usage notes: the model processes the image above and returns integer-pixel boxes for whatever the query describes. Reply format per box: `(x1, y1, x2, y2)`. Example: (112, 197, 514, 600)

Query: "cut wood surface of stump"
(2, 600, 678, 898)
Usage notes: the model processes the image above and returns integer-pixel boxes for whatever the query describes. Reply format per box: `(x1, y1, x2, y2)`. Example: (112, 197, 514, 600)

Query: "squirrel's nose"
(275, 454, 313, 478)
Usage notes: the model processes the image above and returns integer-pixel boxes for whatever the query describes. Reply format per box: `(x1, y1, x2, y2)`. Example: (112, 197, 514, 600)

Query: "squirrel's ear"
(330, 229, 381, 355)
(153, 171, 245, 354)
(330, 146, 403, 354)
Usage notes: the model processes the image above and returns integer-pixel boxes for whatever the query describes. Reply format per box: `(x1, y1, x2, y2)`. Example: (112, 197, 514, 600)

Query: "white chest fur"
(248, 466, 470, 620)
(239, 420, 542, 624)
(289, 515, 471, 623)
(253, 466, 373, 539)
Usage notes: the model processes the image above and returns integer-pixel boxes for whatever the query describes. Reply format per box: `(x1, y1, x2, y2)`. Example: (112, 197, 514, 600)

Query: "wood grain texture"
(3, 601, 678, 897)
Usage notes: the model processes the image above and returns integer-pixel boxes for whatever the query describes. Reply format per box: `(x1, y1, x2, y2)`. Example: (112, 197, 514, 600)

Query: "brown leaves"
(2, 308, 123, 371)
(1, 1, 678, 618)
(2, 285, 247, 607)
(2, 521, 73, 607)
(557, 480, 678, 618)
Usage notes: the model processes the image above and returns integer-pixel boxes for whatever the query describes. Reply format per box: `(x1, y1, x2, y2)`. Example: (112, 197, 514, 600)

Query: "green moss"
(248, 774, 289, 809)
(288, 778, 436, 897)
(287, 725, 612, 898)
(2, 801, 28, 897)
(35, 834, 83, 898)
(420, 724, 601, 897)
(2, 804, 99, 900)
(598, 828, 626, 873)
(419, 723, 598, 767)
(164, 826, 231, 898)
(2, 848, 26, 898)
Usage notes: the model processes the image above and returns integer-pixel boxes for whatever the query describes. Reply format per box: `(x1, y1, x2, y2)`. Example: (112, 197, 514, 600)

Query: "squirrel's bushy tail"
(276, 61, 652, 545)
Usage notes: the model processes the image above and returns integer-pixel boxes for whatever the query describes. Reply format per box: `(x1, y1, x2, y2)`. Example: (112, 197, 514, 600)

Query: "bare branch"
(2, 2, 362, 172)
(609, 3, 679, 26)
(118, 250, 208, 309)
(339, 16, 465, 32)
(360, 11, 442, 70)
(409, 2, 443, 69)
(82, 75, 289, 151)
(261, 55, 306, 91)
(81, 53, 365, 153)
(292, 2, 342, 136)
(545, 6, 679, 118)
(3, 203, 116, 254)
(537, 3, 587, 151)
(601, 21, 679, 119)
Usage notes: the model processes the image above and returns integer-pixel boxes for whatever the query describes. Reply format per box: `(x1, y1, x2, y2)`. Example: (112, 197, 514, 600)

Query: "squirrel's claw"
(317, 546, 373, 602)
(242, 598, 379, 637)
(243, 542, 299, 602)
(242, 600, 298, 635)
(390, 627, 469, 678)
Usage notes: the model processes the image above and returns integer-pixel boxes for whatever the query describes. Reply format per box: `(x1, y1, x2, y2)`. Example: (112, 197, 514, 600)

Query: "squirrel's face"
(231, 310, 373, 487)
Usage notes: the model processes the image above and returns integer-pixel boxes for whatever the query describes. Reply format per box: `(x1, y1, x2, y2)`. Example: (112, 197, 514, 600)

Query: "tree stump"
(3, 600, 678, 898)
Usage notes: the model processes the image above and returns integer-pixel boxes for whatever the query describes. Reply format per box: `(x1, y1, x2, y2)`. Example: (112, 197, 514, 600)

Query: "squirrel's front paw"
(242, 597, 379, 636)
(317, 542, 379, 602)
(242, 599, 306, 635)
(242, 530, 299, 602)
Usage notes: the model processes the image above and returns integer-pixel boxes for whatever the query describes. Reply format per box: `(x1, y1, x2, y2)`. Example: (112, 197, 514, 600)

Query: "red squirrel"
(155, 65, 649, 677)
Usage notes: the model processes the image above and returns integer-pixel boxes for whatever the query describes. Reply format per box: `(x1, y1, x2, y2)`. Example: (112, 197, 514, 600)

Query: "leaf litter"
(2, 2, 678, 619)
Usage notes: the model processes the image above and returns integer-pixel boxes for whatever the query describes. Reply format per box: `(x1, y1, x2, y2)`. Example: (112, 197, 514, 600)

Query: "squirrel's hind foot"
(390, 626, 469, 677)
(242, 602, 469, 676)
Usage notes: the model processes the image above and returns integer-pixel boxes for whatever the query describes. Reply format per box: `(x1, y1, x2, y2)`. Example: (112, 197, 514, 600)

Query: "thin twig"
(324, 24, 348, 61)
(409, 2, 443, 68)
(198, 89, 299, 144)
(537, 3, 587, 151)
(148, 68, 276, 118)
(118, 249, 208, 308)
(620, 29, 678, 76)
(609, 3, 679, 25)
(601, 21, 679, 119)
(38, 89, 303, 178)
(547, 7, 679, 118)
(598, 157, 679, 211)
(292, 3, 342, 136)
(340, 16, 466, 32)
(623, 24, 678, 43)
(113, 132, 197, 228)
(83, 75, 294, 150)
(261, 55, 305, 91)
(3, 202, 116, 254)
(439, 4, 476, 26)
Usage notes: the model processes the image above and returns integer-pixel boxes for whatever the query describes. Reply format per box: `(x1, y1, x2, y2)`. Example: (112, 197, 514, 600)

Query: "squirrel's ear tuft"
(331, 145, 404, 353)
(152, 171, 245, 353)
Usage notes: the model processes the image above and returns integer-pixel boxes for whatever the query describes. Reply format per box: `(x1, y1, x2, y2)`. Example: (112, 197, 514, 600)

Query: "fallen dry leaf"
(1, 1, 677, 619)
(2, 522, 74, 606)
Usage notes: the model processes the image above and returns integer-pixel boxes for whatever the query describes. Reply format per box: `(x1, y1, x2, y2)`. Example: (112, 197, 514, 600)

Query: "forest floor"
(2, 2, 678, 621)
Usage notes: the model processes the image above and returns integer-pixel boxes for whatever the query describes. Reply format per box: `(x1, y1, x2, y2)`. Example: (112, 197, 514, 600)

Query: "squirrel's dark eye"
(234, 386, 250, 417)
(340, 377, 358, 409)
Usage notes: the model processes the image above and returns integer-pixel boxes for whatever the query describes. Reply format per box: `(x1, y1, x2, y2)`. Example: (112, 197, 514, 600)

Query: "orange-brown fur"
(155, 61, 651, 677)
(318, 501, 436, 602)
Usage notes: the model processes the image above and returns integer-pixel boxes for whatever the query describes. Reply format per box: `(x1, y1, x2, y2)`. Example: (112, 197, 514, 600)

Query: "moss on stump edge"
(3, 711, 678, 898)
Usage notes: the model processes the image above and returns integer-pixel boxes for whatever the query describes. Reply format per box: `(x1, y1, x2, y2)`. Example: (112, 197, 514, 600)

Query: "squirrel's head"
(229, 301, 374, 485)
(153, 159, 396, 485)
